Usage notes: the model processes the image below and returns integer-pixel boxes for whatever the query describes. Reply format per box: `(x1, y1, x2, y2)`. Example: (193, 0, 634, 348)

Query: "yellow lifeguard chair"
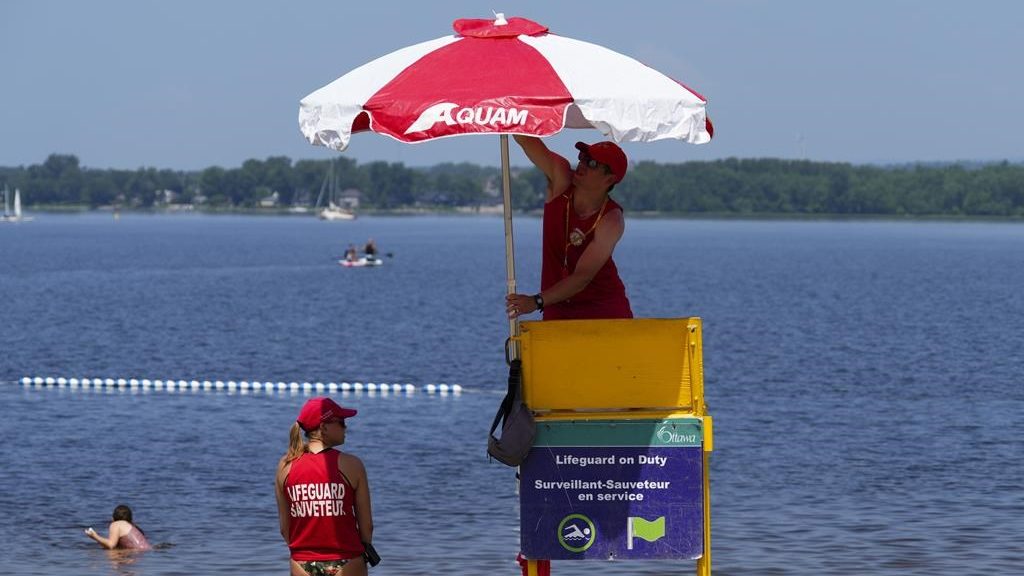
(516, 317, 712, 575)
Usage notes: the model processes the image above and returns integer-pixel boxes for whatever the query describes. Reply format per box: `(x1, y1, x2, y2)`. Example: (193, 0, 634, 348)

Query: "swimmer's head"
(112, 504, 133, 523)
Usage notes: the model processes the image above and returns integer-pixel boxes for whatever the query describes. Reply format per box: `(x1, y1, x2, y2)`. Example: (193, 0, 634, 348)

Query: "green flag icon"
(627, 516, 665, 549)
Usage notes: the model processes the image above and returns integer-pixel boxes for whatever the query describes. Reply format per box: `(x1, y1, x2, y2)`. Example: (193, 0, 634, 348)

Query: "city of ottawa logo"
(403, 102, 529, 134)
(557, 513, 596, 553)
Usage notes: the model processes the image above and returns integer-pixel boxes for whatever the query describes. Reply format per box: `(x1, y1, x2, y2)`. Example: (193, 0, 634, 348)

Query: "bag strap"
(489, 358, 522, 437)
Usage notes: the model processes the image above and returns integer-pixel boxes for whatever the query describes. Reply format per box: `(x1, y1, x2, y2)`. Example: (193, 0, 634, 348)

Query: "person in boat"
(506, 136, 633, 320)
(344, 244, 358, 262)
(84, 504, 152, 550)
(363, 238, 378, 261)
(275, 397, 374, 576)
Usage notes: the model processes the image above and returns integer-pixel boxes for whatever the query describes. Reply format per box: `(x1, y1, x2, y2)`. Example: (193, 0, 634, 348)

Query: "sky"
(2, 1, 1021, 171)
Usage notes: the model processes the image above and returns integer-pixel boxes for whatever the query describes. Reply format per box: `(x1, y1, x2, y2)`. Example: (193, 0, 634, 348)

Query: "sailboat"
(315, 159, 356, 221)
(1, 186, 32, 223)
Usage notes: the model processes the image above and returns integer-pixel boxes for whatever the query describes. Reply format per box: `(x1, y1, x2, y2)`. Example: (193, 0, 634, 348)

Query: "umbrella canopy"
(299, 14, 712, 348)
(299, 15, 712, 150)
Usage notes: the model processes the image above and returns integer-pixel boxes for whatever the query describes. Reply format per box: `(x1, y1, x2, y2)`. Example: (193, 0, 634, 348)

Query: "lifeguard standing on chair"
(506, 136, 632, 321)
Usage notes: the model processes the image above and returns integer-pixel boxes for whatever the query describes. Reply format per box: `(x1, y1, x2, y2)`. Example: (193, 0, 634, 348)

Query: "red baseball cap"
(297, 397, 357, 432)
(575, 141, 628, 183)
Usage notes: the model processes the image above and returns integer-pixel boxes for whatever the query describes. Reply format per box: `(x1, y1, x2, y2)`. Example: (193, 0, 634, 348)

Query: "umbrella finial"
(492, 11, 508, 26)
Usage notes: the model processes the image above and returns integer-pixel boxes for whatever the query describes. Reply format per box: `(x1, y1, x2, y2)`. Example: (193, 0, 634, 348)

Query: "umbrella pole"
(500, 135, 520, 360)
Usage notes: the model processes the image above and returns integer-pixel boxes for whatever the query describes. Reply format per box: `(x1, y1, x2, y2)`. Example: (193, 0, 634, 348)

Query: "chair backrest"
(519, 317, 705, 415)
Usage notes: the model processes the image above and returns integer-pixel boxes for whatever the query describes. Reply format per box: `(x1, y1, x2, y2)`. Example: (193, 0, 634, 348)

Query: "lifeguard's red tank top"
(284, 449, 364, 561)
(541, 188, 633, 320)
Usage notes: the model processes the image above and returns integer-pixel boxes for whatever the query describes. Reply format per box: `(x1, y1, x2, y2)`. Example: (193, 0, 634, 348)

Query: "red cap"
(575, 141, 628, 183)
(297, 397, 357, 432)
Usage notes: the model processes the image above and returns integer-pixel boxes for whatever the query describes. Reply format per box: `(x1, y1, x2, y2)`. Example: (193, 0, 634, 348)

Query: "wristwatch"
(532, 293, 545, 312)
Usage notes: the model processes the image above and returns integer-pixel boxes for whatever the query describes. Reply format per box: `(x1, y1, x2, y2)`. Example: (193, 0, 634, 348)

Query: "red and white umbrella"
(299, 14, 712, 341)
(300, 14, 711, 149)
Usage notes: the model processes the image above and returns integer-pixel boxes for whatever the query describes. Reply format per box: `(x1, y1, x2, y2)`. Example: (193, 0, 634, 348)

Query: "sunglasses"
(578, 153, 611, 174)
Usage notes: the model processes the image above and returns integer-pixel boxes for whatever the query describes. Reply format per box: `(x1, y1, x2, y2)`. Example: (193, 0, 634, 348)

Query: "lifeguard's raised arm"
(513, 135, 571, 201)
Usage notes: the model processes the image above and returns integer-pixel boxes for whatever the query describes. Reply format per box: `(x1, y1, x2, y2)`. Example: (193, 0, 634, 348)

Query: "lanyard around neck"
(563, 191, 609, 268)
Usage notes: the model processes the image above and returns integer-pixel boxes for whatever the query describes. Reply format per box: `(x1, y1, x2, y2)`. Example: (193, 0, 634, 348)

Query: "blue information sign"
(520, 418, 704, 560)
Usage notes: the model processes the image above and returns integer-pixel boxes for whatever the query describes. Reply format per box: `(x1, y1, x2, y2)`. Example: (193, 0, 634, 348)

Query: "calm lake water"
(1, 213, 1022, 575)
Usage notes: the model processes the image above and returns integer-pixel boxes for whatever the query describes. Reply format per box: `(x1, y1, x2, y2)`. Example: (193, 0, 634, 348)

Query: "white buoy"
(20, 377, 30, 385)
(367, 383, 377, 392)
(289, 382, 299, 392)
(166, 380, 176, 391)
(426, 384, 436, 394)
(353, 382, 364, 391)
(240, 381, 250, 391)
(104, 378, 115, 387)
(452, 384, 463, 394)
(45, 377, 55, 385)
(57, 377, 67, 385)
(227, 381, 237, 391)
(341, 382, 351, 391)
(33, 377, 44, 385)
(154, 380, 164, 389)
(327, 383, 337, 392)
(404, 384, 416, 394)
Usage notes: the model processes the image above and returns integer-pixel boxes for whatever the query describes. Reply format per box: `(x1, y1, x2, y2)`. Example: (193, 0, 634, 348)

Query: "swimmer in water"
(84, 504, 152, 550)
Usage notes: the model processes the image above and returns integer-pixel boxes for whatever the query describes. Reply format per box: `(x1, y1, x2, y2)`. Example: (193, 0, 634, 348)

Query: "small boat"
(339, 256, 384, 268)
(1, 186, 33, 223)
(320, 202, 356, 221)
(315, 159, 356, 221)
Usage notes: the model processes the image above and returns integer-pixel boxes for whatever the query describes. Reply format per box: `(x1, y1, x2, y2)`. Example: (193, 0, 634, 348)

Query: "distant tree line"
(2, 154, 1022, 217)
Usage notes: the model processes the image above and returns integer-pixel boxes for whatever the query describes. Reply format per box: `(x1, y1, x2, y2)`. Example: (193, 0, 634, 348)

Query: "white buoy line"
(11, 376, 463, 396)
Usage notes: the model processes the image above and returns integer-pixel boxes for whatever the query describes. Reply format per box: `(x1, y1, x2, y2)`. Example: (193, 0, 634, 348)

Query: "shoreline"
(16, 205, 1024, 223)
